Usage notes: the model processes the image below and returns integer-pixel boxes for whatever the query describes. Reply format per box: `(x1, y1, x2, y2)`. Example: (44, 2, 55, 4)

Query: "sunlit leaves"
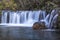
(0, 0, 17, 10)
(0, 0, 59, 10)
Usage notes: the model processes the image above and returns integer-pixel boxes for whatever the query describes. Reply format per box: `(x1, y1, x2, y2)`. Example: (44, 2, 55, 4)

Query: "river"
(0, 26, 60, 40)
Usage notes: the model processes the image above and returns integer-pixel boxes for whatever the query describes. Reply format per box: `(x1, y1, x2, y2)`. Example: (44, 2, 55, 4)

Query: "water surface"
(0, 26, 60, 40)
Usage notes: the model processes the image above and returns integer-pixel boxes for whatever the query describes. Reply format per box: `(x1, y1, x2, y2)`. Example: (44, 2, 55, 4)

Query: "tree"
(0, 0, 17, 10)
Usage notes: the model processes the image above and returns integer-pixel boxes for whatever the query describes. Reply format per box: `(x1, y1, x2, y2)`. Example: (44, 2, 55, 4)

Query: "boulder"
(33, 22, 46, 30)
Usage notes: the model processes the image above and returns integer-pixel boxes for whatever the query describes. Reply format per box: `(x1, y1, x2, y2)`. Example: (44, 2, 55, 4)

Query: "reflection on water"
(0, 26, 60, 40)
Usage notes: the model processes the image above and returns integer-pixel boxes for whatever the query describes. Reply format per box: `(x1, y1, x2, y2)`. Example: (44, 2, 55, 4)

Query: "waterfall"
(1, 11, 8, 23)
(0, 10, 58, 28)
(48, 10, 58, 28)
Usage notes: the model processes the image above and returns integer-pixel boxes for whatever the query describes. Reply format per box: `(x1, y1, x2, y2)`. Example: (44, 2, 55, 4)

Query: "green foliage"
(0, 0, 17, 10)
(0, 0, 60, 10)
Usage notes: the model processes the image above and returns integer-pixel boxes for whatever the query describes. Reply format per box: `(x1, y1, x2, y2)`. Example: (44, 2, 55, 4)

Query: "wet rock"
(32, 22, 46, 30)
(55, 9, 60, 28)
(57, 10, 60, 29)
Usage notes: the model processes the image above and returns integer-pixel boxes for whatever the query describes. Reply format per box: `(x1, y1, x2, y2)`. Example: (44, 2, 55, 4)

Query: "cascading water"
(0, 10, 42, 27)
(40, 10, 58, 28)
(0, 10, 58, 28)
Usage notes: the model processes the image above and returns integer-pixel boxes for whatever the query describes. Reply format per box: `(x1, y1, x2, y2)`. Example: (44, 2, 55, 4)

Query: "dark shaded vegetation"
(0, 0, 60, 10)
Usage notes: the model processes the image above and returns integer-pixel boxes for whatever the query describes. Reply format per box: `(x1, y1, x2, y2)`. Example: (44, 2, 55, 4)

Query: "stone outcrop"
(33, 22, 46, 30)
